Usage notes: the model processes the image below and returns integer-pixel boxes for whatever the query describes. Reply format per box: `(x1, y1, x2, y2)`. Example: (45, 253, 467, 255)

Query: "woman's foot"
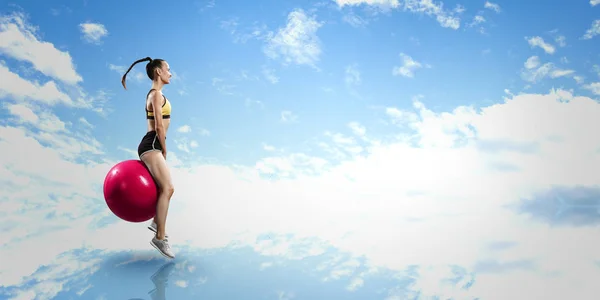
(150, 236, 175, 259)
(148, 221, 169, 238)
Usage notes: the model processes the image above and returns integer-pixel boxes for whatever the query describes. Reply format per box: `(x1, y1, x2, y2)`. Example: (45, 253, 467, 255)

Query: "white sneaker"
(148, 221, 169, 238)
(150, 237, 175, 259)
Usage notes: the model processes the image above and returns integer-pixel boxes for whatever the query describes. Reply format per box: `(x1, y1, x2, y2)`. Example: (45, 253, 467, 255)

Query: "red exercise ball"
(103, 160, 158, 223)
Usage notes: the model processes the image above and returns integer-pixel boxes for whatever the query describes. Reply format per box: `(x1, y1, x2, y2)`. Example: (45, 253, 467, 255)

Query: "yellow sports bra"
(145, 89, 171, 119)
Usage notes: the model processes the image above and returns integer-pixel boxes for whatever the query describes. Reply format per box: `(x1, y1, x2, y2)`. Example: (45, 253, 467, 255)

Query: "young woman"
(121, 57, 175, 259)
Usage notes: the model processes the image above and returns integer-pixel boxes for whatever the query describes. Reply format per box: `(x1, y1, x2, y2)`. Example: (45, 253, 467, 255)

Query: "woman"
(121, 57, 175, 259)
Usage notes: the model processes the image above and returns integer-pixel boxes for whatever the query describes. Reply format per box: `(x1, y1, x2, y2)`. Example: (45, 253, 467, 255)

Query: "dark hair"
(121, 57, 165, 89)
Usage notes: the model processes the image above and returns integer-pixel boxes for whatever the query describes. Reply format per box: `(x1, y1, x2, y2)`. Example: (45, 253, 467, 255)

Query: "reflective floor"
(2, 245, 418, 300)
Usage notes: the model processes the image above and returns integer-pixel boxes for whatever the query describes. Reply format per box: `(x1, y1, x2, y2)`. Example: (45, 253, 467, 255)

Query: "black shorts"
(137, 131, 164, 158)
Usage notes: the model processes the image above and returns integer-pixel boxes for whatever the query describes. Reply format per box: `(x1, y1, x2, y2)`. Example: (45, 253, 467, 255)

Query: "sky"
(1, 0, 600, 299)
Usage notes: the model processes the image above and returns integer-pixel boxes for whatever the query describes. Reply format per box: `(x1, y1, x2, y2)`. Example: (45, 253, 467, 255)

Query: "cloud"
(109, 63, 146, 84)
(4, 88, 600, 299)
(342, 13, 369, 28)
(262, 66, 279, 84)
(263, 9, 323, 67)
(78, 117, 93, 128)
(175, 138, 199, 153)
(220, 18, 269, 44)
(334, 0, 400, 9)
(0, 62, 72, 106)
(526, 36, 556, 54)
(471, 15, 486, 25)
(582, 19, 600, 40)
(521, 56, 575, 83)
(593, 65, 600, 77)
(584, 82, 600, 95)
(392, 53, 425, 78)
(263, 143, 277, 151)
(1, 58, 108, 114)
(192, 88, 600, 298)
(280, 110, 298, 123)
(245, 98, 264, 109)
(402, 0, 461, 29)
(0, 12, 82, 85)
(198, 128, 211, 136)
(347, 121, 366, 137)
(79, 22, 108, 44)
(591, 0, 600, 6)
(0, 12, 108, 115)
(211, 77, 236, 95)
(335, 0, 460, 29)
(484, 1, 501, 13)
(524, 56, 541, 69)
(178, 125, 192, 133)
(555, 35, 566, 47)
(196, 0, 216, 12)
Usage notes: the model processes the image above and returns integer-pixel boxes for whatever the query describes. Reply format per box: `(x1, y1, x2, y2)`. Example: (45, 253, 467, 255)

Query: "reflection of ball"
(103, 160, 158, 223)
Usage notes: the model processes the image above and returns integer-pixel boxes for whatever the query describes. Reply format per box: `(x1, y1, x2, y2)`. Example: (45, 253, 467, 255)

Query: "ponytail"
(121, 57, 152, 90)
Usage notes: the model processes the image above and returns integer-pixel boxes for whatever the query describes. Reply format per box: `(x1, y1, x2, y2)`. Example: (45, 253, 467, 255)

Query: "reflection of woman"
(121, 57, 175, 259)
(149, 262, 176, 300)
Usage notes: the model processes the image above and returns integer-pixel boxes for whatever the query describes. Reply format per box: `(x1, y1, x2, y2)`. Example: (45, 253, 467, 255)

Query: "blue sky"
(1, 0, 600, 299)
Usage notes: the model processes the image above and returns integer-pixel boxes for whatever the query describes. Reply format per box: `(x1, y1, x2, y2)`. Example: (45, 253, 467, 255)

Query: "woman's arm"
(150, 90, 168, 159)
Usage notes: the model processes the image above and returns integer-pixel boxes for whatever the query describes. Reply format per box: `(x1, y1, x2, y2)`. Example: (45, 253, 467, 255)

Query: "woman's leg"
(140, 150, 175, 257)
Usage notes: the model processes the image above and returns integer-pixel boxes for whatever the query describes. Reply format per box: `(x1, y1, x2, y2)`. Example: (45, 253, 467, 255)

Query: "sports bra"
(145, 89, 171, 119)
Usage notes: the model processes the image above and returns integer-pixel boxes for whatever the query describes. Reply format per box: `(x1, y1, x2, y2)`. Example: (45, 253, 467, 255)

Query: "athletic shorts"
(137, 131, 165, 158)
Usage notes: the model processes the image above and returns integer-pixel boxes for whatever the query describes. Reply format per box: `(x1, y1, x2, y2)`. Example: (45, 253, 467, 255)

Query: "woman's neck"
(151, 81, 164, 91)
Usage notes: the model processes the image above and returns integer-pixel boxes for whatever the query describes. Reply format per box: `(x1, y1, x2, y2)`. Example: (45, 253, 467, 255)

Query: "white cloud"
(468, 14, 487, 34)
(521, 56, 575, 83)
(178, 125, 192, 133)
(348, 121, 366, 137)
(0, 12, 82, 85)
(245, 98, 264, 109)
(79, 22, 108, 44)
(342, 13, 369, 28)
(175, 138, 200, 153)
(78, 117, 93, 128)
(0, 62, 72, 106)
(334, 0, 400, 9)
(555, 35, 566, 47)
(198, 128, 211, 136)
(524, 56, 540, 69)
(472, 15, 486, 25)
(526, 36, 556, 54)
(4, 88, 600, 299)
(185, 89, 600, 299)
(108, 63, 145, 83)
(211, 77, 236, 95)
(220, 18, 269, 44)
(593, 65, 600, 77)
(582, 19, 600, 40)
(392, 53, 424, 78)
(584, 82, 600, 95)
(401, 0, 461, 29)
(280, 110, 298, 123)
(263, 9, 323, 67)
(484, 1, 501, 13)
(0, 13, 106, 115)
(336, 0, 460, 29)
(263, 143, 276, 151)
(262, 66, 279, 84)
(591, 0, 600, 6)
